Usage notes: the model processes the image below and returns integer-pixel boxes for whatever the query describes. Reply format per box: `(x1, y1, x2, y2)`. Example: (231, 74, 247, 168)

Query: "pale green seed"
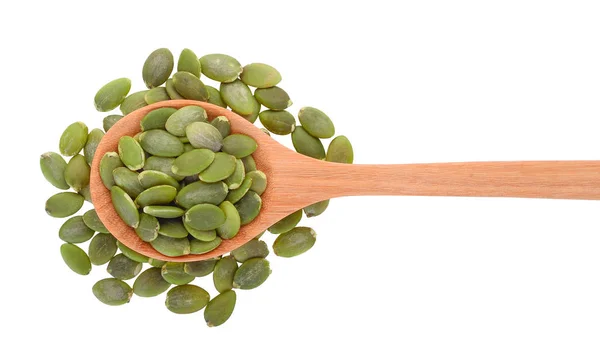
(151, 235, 190, 257)
(190, 237, 222, 255)
(175, 180, 228, 208)
(273, 227, 317, 257)
(117, 241, 149, 263)
(184, 204, 226, 230)
(171, 149, 215, 176)
(185, 121, 223, 152)
(216, 201, 240, 240)
(220, 80, 256, 115)
(213, 256, 238, 293)
(291, 126, 326, 159)
(92, 278, 133, 306)
(133, 267, 171, 297)
(199, 54, 242, 82)
(148, 258, 167, 268)
(143, 48, 174, 88)
(199, 152, 236, 183)
(83, 209, 108, 234)
(210, 116, 230, 137)
(233, 258, 271, 289)
(79, 185, 92, 203)
(140, 107, 177, 131)
(246, 170, 267, 195)
(241, 155, 256, 172)
(239, 96, 261, 123)
(84, 129, 104, 165)
(231, 239, 269, 262)
(144, 206, 185, 218)
(88, 233, 118, 265)
(206, 86, 227, 108)
(235, 191, 262, 225)
(177, 48, 201, 77)
(204, 290, 236, 327)
(166, 78, 184, 99)
(165, 106, 208, 136)
(162, 262, 194, 285)
(184, 222, 217, 241)
(59, 216, 94, 243)
(40, 152, 69, 190)
(94, 78, 132, 112)
(183, 143, 194, 153)
(45, 192, 84, 218)
(240, 63, 281, 88)
(298, 107, 335, 139)
(103, 114, 123, 132)
(120, 91, 149, 115)
(259, 110, 296, 135)
(326, 135, 354, 164)
(172, 71, 209, 101)
(166, 285, 210, 314)
(224, 159, 245, 190)
(99, 152, 124, 189)
(112, 167, 144, 198)
(135, 213, 160, 242)
(139, 130, 184, 157)
(118, 136, 145, 170)
(64, 155, 90, 192)
(107, 254, 142, 280)
(221, 134, 257, 158)
(178, 136, 190, 143)
(59, 122, 88, 157)
(254, 86, 292, 110)
(61, 243, 91, 275)
(226, 175, 252, 204)
(111, 186, 140, 228)
(184, 259, 218, 277)
(135, 185, 177, 208)
(158, 219, 188, 238)
(138, 170, 180, 189)
(304, 199, 330, 217)
(268, 209, 302, 234)
(145, 87, 170, 104)
(145, 156, 184, 181)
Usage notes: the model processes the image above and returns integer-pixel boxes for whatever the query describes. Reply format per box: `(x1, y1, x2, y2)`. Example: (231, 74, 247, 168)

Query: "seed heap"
(41, 48, 354, 326)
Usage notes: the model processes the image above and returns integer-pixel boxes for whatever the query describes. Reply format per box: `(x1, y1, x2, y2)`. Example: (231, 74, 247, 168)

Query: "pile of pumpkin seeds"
(41, 48, 353, 327)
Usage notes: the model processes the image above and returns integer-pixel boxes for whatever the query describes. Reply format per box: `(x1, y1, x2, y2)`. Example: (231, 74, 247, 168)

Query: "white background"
(1, 0, 600, 353)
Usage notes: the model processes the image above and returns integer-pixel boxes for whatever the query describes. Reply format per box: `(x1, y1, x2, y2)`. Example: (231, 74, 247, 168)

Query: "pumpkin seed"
(216, 201, 240, 240)
(120, 91, 149, 115)
(190, 237, 222, 255)
(199, 152, 236, 182)
(298, 107, 335, 139)
(112, 167, 144, 198)
(291, 126, 325, 159)
(213, 256, 238, 293)
(88, 233, 118, 265)
(204, 290, 236, 327)
(60, 243, 91, 275)
(135, 213, 160, 242)
(82, 209, 109, 234)
(273, 227, 316, 257)
(226, 175, 253, 204)
(259, 110, 296, 135)
(206, 86, 227, 108)
(148, 258, 167, 268)
(144, 87, 170, 104)
(224, 159, 245, 189)
(304, 199, 329, 217)
(107, 254, 142, 280)
(231, 239, 269, 263)
(200, 54, 242, 83)
(139, 130, 184, 157)
(326, 135, 354, 163)
(79, 185, 92, 203)
(45, 192, 84, 218)
(184, 222, 217, 241)
(117, 241, 149, 263)
(92, 278, 133, 306)
(177, 48, 201, 77)
(246, 171, 267, 195)
(185, 121, 223, 152)
(59, 122, 88, 157)
(166, 78, 184, 99)
(172, 148, 215, 176)
(143, 48, 174, 88)
(240, 63, 281, 88)
(103, 114, 123, 132)
(133, 267, 171, 297)
(172, 71, 209, 101)
(221, 134, 257, 158)
(118, 136, 145, 170)
(184, 258, 218, 277)
(140, 107, 177, 131)
(40, 152, 69, 190)
(84, 129, 104, 165)
(234, 191, 262, 225)
(143, 205, 185, 218)
(233, 258, 271, 289)
(135, 185, 177, 208)
(94, 78, 132, 112)
(99, 152, 124, 189)
(220, 80, 256, 115)
(64, 155, 90, 192)
(165, 106, 208, 137)
(176, 180, 228, 209)
(161, 262, 194, 285)
(165, 285, 210, 314)
(254, 86, 292, 110)
(151, 235, 190, 257)
(59, 216, 94, 243)
(144, 156, 184, 181)
(241, 155, 256, 172)
(211, 116, 231, 138)
(239, 95, 261, 123)
(111, 186, 140, 228)
(268, 209, 302, 234)
(184, 203, 226, 230)
(157, 219, 188, 238)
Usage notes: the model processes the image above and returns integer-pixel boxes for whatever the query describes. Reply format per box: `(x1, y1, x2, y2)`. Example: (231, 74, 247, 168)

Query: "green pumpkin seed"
(216, 201, 241, 240)
(45, 192, 84, 218)
(135, 185, 177, 208)
(226, 175, 252, 204)
(88, 233, 118, 265)
(221, 134, 257, 158)
(184, 222, 217, 241)
(94, 78, 132, 112)
(183, 143, 194, 153)
(165, 285, 210, 314)
(268, 209, 302, 234)
(246, 171, 267, 195)
(171, 149, 215, 176)
(165, 106, 208, 136)
(144, 156, 184, 181)
(92, 278, 133, 306)
(184, 259, 218, 277)
(204, 290, 236, 327)
(206, 86, 227, 108)
(161, 262, 194, 285)
(139, 130, 184, 157)
(177, 48, 201, 77)
(231, 239, 269, 263)
(40, 152, 69, 189)
(199, 54, 242, 82)
(185, 121, 223, 152)
(117, 241, 149, 263)
(166, 78, 184, 99)
(259, 110, 296, 135)
(224, 159, 245, 189)
(235, 191, 262, 225)
(99, 152, 124, 189)
(240, 63, 281, 88)
(254, 86, 292, 110)
(83, 129, 104, 165)
(184, 204, 226, 230)
(157, 219, 188, 238)
(64, 155, 90, 192)
(148, 258, 167, 268)
(140, 107, 177, 131)
(190, 237, 222, 255)
(199, 152, 236, 183)
(178, 136, 190, 143)
(118, 136, 145, 170)
(79, 185, 92, 203)
(83, 209, 109, 234)
(304, 199, 330, 217)
(120, 91, 149, 115)
(107, 254, 142, 280)
(143, 48, 174, 88)
(138, 170, 180, 190)
(175, 181, 228, 209)
(59, 122, 88, 157)
(210, 115, 230, 137)
(298, 107, 335, 138)
(103, 114, 123, 132)
(151, 235, 190, 257)
(143, 205, 185, 218)
(60, 243, 91, 275)
(213, 256, 238, 293)
(172, 71, 209, 101)
(273, 227, 316, 257)
(59, 216, 94, 243)
(241, 155, 256, 172)
(112, 167, 144, 198)
(220, 80, 256, 115)
(233, 258, 271, 289)
(111, 186, 140, 228)
(291, 126, 326, 159)
(133, 267, 171, 297)
(239, 96, 261, 123)
(144, 87, 170, 104)
(135, 213, 160, 242)
(326, 135, 354, 163)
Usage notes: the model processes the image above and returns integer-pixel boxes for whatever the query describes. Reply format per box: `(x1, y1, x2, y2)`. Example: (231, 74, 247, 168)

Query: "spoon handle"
(294, 160, 600, 201)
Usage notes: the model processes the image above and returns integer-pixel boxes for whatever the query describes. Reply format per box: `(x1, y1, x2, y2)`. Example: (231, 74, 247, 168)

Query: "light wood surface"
(90, 100, 600, 262)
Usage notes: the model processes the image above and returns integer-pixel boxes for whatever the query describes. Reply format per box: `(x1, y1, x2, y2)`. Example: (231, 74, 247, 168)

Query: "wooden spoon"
(90, 100, 600, 261)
